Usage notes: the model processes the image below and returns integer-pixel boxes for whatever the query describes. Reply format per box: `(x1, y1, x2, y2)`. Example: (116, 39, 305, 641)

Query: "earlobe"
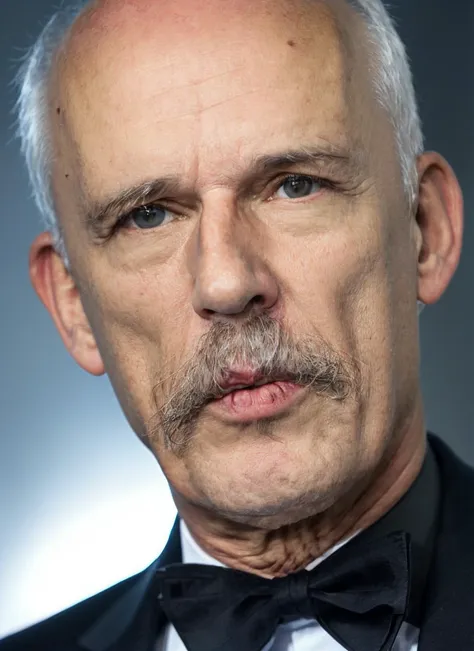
(415, 152, 464, 305)
(29, 232, 105, 376)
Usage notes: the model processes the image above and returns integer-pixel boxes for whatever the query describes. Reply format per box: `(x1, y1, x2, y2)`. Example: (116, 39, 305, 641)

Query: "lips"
(210, 369, 306, 422)
(218, 370, 286, 396)
(219, 372, 270, 396)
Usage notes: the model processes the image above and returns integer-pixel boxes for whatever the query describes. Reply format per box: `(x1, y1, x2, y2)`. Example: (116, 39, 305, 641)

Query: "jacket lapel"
(77, 518, 182, 651)
(418, 435, 474, 651)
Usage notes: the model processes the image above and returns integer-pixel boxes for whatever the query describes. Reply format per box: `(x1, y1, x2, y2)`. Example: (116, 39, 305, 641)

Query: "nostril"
(192, 266, 279, 318)
(202, 307, 217, 317)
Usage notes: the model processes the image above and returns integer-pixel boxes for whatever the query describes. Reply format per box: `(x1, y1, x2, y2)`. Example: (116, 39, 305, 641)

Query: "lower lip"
(209, 382, 304, 422)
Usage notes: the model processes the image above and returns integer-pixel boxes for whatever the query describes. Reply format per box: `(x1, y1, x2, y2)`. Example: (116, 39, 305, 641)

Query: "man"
(1, 0, 471, 649)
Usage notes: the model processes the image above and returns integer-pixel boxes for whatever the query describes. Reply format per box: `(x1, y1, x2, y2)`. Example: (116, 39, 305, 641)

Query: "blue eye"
(276, 175, 323, 199)
(128, 205, 172, 229)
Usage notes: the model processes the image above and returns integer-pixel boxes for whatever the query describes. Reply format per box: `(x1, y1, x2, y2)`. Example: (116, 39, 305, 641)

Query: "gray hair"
(15, 0, 424, 262)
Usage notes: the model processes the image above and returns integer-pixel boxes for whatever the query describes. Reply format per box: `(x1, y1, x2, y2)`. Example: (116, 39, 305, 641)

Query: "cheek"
(82, 270, 197, 431)
(276, 212, 398, 424)
(277, 212, 392, 345)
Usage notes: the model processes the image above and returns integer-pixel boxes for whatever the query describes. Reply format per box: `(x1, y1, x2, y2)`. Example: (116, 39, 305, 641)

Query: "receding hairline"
(52, 0, 369, 72)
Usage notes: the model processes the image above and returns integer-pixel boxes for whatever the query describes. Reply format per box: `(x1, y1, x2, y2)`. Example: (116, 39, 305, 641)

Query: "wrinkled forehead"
(50, 0, 377, 201)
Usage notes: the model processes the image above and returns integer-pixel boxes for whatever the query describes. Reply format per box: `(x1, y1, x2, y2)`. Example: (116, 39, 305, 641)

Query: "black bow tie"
(155, 530, 411, 651)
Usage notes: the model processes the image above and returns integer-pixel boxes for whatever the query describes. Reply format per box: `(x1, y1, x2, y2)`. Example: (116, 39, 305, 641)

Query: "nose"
(188, 195, 279, 319)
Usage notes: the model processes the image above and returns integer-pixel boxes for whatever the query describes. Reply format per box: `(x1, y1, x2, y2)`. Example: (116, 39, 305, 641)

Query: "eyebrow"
(84, 177, 185, 233)
(249, 144, 355, 176)
(237, 144, 359, 194)
(84, 143, 359, 232)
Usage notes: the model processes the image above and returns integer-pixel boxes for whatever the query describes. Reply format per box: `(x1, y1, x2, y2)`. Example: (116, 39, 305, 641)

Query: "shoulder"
(429, 432, 474, 544)
(429, 433, 474, 499)
(0, 570, 144, 651)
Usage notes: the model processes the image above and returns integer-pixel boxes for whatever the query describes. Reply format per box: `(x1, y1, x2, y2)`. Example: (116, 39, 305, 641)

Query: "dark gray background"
(1, 0, 472, 638)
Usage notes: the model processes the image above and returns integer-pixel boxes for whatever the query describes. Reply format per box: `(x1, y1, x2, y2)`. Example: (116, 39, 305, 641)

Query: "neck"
(175, 409, 426, 578)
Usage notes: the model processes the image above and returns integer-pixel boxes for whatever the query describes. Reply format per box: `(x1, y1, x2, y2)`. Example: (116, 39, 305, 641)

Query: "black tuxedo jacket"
(1, 434, 473, 651)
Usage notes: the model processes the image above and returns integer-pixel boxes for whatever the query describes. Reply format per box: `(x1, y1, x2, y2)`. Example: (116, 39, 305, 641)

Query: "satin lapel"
(77, 518, 182, 651)
(418, 436, 474, 651)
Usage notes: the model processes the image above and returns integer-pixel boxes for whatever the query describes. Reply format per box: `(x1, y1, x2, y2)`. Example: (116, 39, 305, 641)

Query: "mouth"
(219, 376, 270, 395)
(208, 371, 306, 423)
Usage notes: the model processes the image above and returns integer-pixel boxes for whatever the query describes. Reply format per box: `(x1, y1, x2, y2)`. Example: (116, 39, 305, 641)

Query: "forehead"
(52, 0, 368, 198)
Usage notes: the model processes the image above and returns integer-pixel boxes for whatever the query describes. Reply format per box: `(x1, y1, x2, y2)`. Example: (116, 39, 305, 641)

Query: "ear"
(29, 232, 105, 376)
(415, 152, 464, 304)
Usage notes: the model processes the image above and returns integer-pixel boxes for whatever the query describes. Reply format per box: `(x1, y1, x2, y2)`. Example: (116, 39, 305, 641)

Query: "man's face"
(48, 0, 423, 526)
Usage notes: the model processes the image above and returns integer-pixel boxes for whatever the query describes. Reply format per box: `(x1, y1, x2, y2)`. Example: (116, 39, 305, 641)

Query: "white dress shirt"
(156, 520, 419, 651)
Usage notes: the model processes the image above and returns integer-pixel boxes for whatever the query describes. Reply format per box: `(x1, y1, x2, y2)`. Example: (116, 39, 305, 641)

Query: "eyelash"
(113, 173, 335, 234)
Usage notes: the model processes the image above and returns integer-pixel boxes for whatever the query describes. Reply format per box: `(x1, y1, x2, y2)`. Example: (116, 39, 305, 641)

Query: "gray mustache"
(151, 315, 360, 454)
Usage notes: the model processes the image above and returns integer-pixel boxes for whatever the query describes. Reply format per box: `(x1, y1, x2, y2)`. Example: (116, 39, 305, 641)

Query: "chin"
(181, 432, 357, 529)
(209, 494, 332, 530)
(158, 398, 372, 528)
